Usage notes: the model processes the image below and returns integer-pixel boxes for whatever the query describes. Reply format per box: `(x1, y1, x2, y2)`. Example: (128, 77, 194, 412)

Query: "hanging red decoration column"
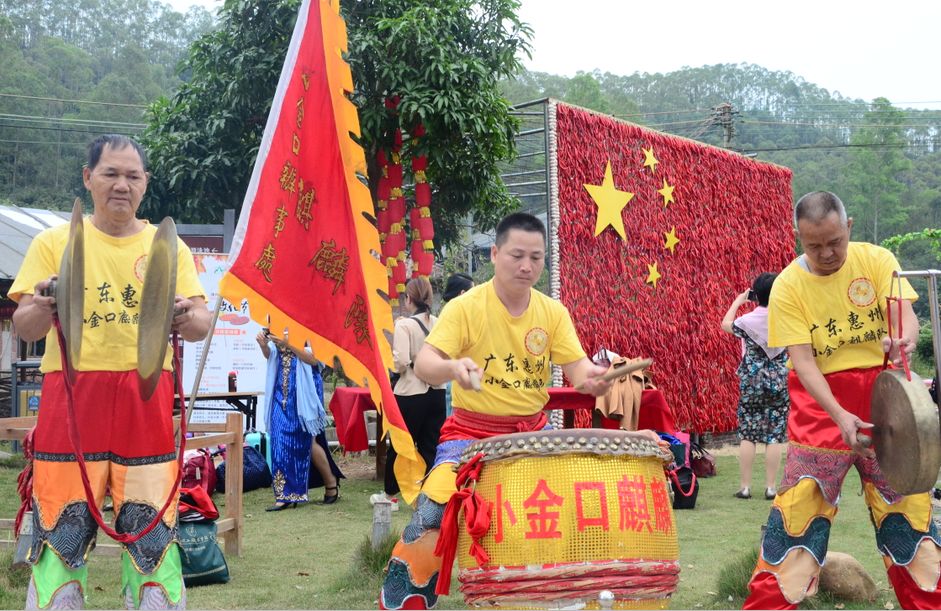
(410, 123, 435, 277)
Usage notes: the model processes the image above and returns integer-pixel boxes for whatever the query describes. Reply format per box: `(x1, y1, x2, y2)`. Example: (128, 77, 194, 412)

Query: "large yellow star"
(642, 147, 659, 173)
(658, 179, 675, 207)
(584, 161, 634, 239)
(646, 261, 662, 288)
(663, 226, 680, 254)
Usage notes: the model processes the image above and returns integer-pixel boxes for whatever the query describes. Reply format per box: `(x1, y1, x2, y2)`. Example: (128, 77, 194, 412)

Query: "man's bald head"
(794, 191, 848, 228)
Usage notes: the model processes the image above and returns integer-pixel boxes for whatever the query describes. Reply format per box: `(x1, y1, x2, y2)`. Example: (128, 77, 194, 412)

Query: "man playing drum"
(9, 135, 211, 610)
(743, 191, 941, 609)
(379, 212, 638, 610)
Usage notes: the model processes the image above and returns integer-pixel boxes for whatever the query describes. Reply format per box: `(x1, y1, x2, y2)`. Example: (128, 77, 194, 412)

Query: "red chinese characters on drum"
(491, 475, 673, 544)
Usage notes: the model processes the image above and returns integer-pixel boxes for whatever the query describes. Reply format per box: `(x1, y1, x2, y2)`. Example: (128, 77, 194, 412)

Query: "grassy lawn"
(0, 447, 908, 609)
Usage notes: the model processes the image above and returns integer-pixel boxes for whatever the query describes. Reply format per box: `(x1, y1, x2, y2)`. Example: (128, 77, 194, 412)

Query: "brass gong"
(870, 368, 941, 495)
(136, 218, 178, 401)
(56, 198, 85, 378)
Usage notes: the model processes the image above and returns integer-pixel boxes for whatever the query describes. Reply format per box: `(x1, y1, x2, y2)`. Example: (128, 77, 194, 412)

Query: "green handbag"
(178, 520, 230, 587)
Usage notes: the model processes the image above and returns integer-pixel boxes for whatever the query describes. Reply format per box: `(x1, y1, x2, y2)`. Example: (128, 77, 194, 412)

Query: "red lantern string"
(410, 123, 434, 277)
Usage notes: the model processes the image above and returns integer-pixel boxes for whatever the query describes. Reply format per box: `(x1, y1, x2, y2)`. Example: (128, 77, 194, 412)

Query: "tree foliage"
(141, 0, 302, 220)
(141, 0, 532, 250)
(0, 0, 213, 209)
(343, 0, 532, 247)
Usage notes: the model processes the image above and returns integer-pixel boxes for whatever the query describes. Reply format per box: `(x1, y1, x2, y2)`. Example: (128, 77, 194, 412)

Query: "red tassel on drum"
(434, 454, 491, 596)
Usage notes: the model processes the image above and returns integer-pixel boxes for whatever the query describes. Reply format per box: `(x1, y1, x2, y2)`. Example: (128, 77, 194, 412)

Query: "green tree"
(846, 98, 912, 243)
(141, 0, 532, 250)
(563, 72, 609, 114)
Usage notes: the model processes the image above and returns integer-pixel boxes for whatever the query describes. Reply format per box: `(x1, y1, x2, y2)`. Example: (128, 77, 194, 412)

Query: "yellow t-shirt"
(425, 280, 586, 416)
(768, 242, 917, 374)
(8, 218, 205, 373)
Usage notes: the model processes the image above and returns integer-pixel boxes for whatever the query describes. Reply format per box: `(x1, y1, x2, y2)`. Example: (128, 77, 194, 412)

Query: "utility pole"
(713, 102, 739, 148)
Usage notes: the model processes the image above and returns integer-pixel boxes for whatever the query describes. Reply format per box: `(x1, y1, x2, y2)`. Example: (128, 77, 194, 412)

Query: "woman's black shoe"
(265, 502, 297, 512)
(322, 485, 340, 505)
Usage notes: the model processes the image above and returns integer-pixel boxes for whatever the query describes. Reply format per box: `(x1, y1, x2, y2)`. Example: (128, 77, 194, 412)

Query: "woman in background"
(257, 330, 343, 510)
(441, 273, 474, 417)
(381, 277, 447, 504)
(720, 272, 789, 500)
(442, 272, 473, 305)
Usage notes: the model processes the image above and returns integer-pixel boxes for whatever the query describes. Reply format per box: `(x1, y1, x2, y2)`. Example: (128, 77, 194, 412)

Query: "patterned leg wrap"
(745, 475, 838, 607)
(26, 576, 84, 610)
(380, 495, 445, 610)
(124, 585, 186, 610)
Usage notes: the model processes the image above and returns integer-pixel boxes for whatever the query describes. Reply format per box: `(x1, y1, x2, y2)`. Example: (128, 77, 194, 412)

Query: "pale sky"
(166, 0, 941, 110)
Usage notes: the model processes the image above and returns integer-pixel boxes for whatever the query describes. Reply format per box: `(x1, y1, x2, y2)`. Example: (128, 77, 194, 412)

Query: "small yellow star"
(646, 261, 662, 288)
(664, 226, 680, 254)
(642, 147, 659, 173)
(583, 161, 634, 240)
(658, 179, 675, 207)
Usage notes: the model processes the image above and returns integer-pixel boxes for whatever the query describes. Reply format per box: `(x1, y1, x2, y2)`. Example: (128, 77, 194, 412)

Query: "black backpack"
(390, 315, 430, 389)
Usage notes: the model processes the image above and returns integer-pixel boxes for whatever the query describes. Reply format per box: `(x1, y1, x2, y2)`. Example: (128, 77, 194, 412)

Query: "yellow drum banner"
(458, 452, 679, 570)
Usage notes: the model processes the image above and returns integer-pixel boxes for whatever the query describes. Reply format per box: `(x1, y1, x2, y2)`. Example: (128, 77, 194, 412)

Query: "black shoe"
(765, 487, 777, 500)
(733, 488, 752, 499)
(265, 502, 297, 512)
(322, 484, 340, 505)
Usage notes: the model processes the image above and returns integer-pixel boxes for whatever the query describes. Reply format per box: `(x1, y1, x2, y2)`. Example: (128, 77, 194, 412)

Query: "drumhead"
(458, 428, 670, 465)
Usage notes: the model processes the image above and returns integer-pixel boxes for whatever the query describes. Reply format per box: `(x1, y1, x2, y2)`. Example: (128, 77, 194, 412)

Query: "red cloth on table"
(328, 387, 376, 452)
(544, 387, 676, 432)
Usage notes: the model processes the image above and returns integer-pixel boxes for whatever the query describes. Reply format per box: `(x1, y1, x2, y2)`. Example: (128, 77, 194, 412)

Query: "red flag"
(552, 102, 794, 432)
(218, 0, 425, 501)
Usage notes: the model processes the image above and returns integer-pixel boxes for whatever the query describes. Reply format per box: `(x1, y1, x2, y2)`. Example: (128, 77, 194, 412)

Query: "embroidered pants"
(743, 443, 941, 609)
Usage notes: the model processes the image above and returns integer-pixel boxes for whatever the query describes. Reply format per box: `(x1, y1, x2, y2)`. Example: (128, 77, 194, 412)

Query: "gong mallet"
(575, 358, 653, 391)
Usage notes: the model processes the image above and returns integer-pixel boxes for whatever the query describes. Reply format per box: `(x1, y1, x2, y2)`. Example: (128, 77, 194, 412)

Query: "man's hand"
(577, 362, 614, 397)
(882, 335, 916, 368)
(170, 295, 196, 331)
(170, 295, 211, 341)
(832, 408, 875, 458)
(450, 357, 483, 391)
(32, 275, 58, 314)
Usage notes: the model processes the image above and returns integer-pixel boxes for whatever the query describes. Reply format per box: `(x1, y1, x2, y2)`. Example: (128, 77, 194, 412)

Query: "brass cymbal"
(136, 218, 178, 401)
(871, 368, 941, 495)
(56, 198, 85, 378)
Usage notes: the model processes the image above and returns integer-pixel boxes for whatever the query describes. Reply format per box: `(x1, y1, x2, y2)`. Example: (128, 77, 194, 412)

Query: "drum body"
(456, 430, 679, 610)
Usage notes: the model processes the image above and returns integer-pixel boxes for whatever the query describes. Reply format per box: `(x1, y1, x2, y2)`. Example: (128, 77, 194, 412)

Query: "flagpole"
(179, 297, 224, 434)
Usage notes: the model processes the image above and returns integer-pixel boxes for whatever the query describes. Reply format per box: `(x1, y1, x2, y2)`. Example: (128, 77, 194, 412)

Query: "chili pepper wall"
(550, 102, 794, 433)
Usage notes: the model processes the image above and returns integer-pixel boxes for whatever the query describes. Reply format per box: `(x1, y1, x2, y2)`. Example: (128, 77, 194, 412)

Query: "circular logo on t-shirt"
(525, 327, 549, 356)
(848, 277, 876, 307)
(134, 255, 147, 283)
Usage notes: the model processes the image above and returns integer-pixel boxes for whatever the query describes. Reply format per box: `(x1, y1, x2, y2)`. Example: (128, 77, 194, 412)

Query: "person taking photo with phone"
(721, 272, 789, 501)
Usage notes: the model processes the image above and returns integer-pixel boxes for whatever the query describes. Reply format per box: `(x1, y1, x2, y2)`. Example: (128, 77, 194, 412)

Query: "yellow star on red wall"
(642, 147, 659, 173)
(658, 179, 675, 207)
(646, 261, 661, 288)
(584, 161, 634, 240)
(663, 226, 680, 253)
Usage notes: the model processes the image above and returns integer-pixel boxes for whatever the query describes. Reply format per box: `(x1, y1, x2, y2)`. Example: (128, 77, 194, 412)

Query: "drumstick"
(574, 358, 653, 391)
(468, 370, 482, 392)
